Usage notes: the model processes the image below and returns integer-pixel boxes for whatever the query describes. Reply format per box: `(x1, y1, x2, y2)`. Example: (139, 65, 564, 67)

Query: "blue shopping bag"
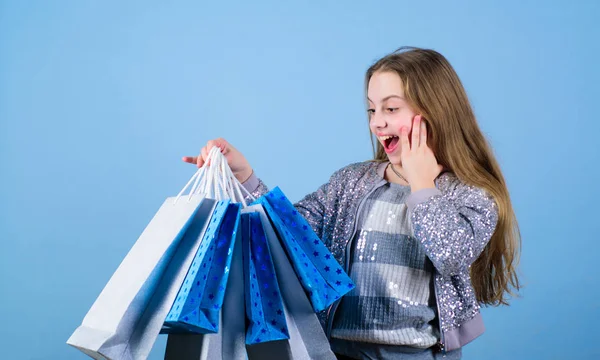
(242, 212, 289, 345)
(164, 202, 339, 360)
(253, 187, 355, 312)
(163, 200, 241, 333)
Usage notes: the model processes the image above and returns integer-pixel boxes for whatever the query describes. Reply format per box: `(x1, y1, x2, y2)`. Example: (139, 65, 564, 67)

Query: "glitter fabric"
(244, 161, 499, 351)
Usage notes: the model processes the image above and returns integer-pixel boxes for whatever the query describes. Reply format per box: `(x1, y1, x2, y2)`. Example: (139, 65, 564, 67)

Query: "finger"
(420, 119, 427, 147)
(197, 157, 206, 168)
(216, 138, 229, 154)
(209, 139, 227, 165)
(182, 156, 197, 164)
(411, 115, 421, 149)
(207, 139, 227, 154)
(400, 126, 411, 154)
(206, 140, 218, 153)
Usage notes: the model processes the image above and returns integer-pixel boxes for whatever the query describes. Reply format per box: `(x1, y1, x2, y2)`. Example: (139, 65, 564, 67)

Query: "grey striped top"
(330, 182, 441, 354)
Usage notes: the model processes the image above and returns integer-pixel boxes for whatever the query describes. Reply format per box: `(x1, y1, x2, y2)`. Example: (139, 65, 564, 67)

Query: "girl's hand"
(182, 138, 253, 183)
(400, 115, 443, 192)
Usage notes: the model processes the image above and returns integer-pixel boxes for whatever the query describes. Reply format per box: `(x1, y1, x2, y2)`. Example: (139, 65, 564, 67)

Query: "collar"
(376, 161, 389, 179)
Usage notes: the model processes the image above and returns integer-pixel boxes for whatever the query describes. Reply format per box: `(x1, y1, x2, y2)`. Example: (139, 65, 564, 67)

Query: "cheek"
(394, 116, 414, 133)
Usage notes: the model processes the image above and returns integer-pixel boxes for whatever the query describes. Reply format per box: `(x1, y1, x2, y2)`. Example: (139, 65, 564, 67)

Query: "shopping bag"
(242, 212, 289, 345)
(165, 204, 337, 360)
(164, 147, 250, 360)
(163, 200, 242, 334)
(163, 148, 338, 359)
(67, 146, 230, 360)
(67, 189, 215, 360)
(164, 228, 247, 360)
(119, 198, 218, 359)
(254, 187, 355, 312)
(244, 204, 337, 360)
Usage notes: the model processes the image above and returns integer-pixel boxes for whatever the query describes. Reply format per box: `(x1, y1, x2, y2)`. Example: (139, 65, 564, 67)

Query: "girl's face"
(368, 71, 418, 165)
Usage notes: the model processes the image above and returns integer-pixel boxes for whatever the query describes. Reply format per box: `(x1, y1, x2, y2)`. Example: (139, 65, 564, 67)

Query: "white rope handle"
(212, 147, 255, 206)
(174, 146, 220, 204)
(210, 148, 229, 200)
(206, 156, 216, 198)
(191, 146, 230, 201)
(189, 146, 220, 197)
(211, 150, 240, 203)
(232, 172, 255, 204)
(211, 153, 225, 200)
(219, 153, 237, 202)
(176, 145, 256, 206)
(174, 167, 205, 204)
(213, 148, 236, 201)
(207, 146, 256, 206)
(222, 158, 255, 206)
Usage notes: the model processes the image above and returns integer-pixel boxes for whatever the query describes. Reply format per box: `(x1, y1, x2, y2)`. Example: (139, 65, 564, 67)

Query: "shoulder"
(328, 160, 380, 183)
(436, 171, 497, 211)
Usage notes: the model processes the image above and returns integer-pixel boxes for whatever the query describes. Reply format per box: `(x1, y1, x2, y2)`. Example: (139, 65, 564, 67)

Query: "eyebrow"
(367, 95, 405, 103)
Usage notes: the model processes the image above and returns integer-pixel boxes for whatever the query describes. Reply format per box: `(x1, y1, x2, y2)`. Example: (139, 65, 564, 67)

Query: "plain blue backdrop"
(1, 1, 598, 359)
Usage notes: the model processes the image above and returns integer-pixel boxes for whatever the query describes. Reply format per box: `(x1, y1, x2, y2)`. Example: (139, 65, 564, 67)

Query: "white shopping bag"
(67, 148, 226, 360)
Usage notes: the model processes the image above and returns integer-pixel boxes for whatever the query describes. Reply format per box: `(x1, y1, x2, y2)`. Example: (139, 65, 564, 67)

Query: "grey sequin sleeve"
(406, 175, 499, 277)
(291, 182, 329, 241)
(242, 171, 270, 201)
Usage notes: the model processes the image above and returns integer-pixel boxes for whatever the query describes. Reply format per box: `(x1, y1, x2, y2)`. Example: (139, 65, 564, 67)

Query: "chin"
(385, 154, 401, 165)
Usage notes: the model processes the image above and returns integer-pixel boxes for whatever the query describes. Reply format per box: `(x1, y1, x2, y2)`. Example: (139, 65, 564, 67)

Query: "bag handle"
(202, 147, 256, 206)
(176, 145, 256, 206)
(174, 146, 221, 204)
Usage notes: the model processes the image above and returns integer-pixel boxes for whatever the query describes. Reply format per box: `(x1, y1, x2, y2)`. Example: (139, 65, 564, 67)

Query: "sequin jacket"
(243, 161, 498, 352)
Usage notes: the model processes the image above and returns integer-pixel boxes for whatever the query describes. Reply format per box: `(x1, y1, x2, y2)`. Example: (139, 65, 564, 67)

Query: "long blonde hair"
(366, 47, 520, 305)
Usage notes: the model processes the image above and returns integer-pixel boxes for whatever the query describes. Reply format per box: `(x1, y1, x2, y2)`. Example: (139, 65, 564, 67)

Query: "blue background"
(1, 1, 598, 359)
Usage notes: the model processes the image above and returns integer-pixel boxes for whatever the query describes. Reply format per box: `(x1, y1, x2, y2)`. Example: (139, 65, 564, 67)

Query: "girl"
(183, 47, 521, 360)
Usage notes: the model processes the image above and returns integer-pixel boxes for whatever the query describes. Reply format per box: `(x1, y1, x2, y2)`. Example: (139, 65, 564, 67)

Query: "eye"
(367, 109, 375, 115)
(387, 108, 399, 113)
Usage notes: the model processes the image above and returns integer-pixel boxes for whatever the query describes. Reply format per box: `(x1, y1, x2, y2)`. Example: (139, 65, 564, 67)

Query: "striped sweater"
(330, 182, 453, 358)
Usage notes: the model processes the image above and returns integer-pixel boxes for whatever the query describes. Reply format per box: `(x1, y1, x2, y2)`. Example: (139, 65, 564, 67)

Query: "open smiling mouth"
(380, 135, 399, 153)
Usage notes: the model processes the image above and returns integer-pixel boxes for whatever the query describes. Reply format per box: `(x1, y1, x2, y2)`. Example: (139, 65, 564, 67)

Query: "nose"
(370, 112, 386, 129)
